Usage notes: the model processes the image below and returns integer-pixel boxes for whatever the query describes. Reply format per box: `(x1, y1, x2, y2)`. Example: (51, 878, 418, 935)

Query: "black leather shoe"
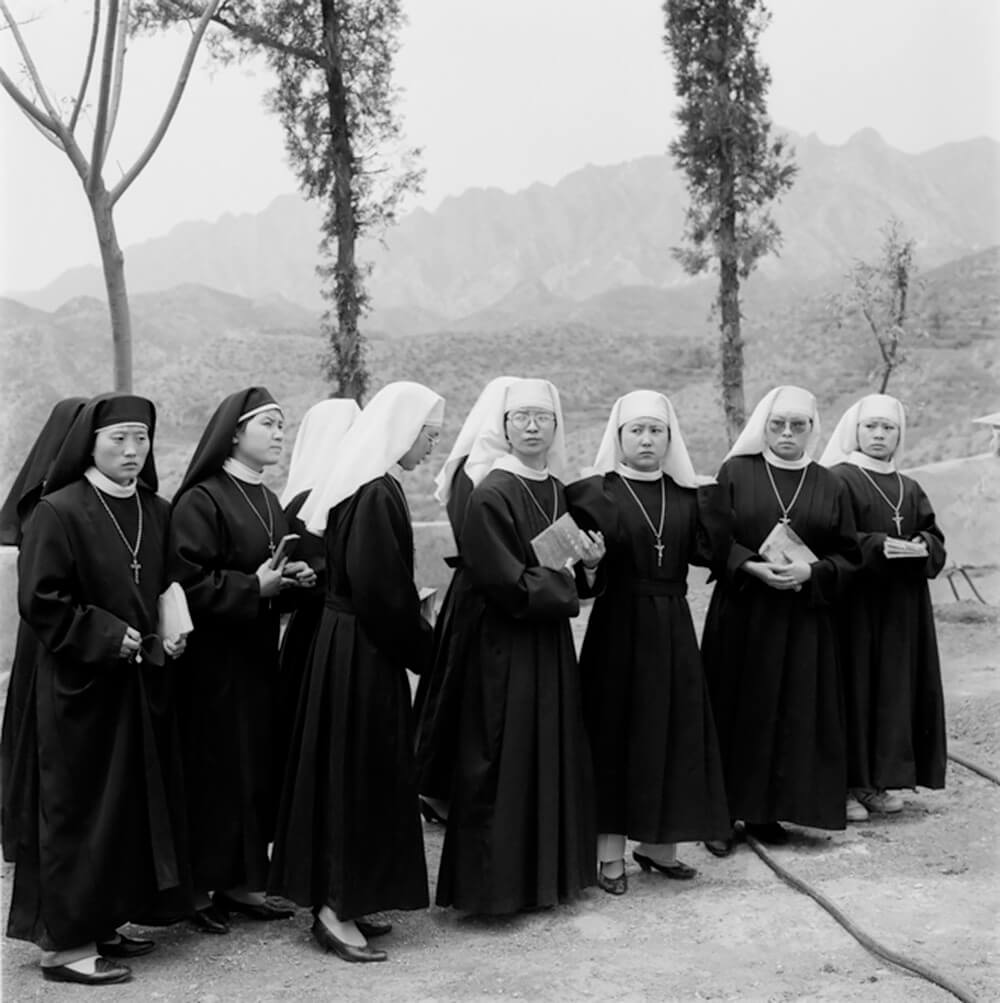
(596, 865, 628, 895)
(98, 934, 156, 958)
(633, 851, 698, 879)
(311, 918, 387, 963)
(744, 821, 790, 846)
(213, 891, 295, 921)
(356, 914, 392, 938)
(191, 904, 230, 934)
(704, 838, 735, 858)
(42, 958, 132, 985)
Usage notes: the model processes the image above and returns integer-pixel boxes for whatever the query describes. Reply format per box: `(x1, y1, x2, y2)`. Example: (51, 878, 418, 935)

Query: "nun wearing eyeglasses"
(2, 397, 87, 869)
(821, 394, 947, 822)
(169, 388, 315, 935)
(275, 398, 360, 778)
(699, 386, 861, 854)
(413, 376, 521, 826)
(565, 390, 730, 894)
(7, 394, 189, 986)
(435, 378, 603, 916)
(268, 381, 444, 964)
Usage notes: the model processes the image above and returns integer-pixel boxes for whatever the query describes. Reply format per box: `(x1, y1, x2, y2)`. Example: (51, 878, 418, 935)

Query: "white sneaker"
(857, 789, 904, 814)
(846, 793, 869, 822)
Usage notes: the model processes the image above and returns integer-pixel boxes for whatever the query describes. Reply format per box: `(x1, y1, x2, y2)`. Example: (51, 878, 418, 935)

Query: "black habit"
(567, 473, 730, 844)
(8, 480, 188, 948)
(700, 455, 861, 831)
(169, 472, 290, 892)
(830, 463, 947, 791)
(435, 469, 596, 915)
(413, 460, 475, 800)
(1, 397, 87, 865)
(269, 474, 431, 919)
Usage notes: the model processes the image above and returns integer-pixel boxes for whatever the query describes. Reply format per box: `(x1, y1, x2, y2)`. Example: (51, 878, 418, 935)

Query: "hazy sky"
(2, 0, 998, 293)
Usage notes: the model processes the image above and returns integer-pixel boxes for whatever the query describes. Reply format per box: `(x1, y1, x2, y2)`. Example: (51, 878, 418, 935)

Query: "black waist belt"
(324, 595, 356, 613)
(630, 580, 687, 597)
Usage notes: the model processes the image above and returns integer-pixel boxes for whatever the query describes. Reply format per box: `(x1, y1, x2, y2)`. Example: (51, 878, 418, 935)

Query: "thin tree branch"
(69, 0, 102, 134)
(0, 61, 59, 134)
(101, 0, 130, 161)
(160, 0, 324, 64)
(0, 0, 63, 125)
(110, 0, 223, 204)
(88, 0, 119, 193)
(18, 91, 64, 148)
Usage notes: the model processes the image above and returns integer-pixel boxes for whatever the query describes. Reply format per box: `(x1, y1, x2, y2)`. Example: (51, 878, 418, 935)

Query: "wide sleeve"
(168, 486, 261, 624)
(805, 478, 862, 606)
(910, 482, 947, 580)
(344, 481, 433, 673)
(461, 483, 580, 621)
(18, 501, 129, 667)
(698, 461, 760, 584)
(691, 490, 715, 570)
(564, 475, 610, 598)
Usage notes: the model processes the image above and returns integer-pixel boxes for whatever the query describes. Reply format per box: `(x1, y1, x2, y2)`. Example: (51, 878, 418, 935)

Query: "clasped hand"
(745, 558, 812, 591)
(578, 530, 606, 569)
(256, 558, 317, 597)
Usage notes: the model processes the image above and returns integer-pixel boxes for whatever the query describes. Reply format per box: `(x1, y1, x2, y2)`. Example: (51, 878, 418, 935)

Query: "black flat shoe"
(704, 838, 734, 858)
(191, 904, 230, 935)
(42, 958, 132, 985)
(744, 821, 790, 846)
(633, 852, 698, 879)
(311, 918, 387, 963)
(419, 799, 447, 825)
(596, 869, 628, 895)
(213, 891, 295, 921)
(356, 914, 392, 938)
(98, 934, 156, 958)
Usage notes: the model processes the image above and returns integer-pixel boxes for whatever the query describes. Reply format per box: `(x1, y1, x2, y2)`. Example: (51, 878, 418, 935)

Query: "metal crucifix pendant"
(779, 516, 790, 526)
(654, 541, 664, 567)
(892, 513, 903, 535)
(131, 558, 141, 584)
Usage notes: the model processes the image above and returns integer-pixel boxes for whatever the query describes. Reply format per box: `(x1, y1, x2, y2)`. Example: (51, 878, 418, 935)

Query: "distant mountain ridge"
(12, 129, 1000, 321)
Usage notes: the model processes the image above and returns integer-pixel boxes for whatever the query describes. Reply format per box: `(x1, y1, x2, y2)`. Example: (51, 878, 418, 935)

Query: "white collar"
(615, 462, 662, 483)
(388, 463, 404, 482)
(763, 447, 811, 471)
(492, 453, 550, 481)
(848, 450, 897, 474)
(223, 456, 264, 485)
(84, 466, 137, 498)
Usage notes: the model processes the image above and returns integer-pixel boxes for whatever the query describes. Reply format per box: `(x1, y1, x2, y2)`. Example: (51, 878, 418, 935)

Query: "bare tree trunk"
(717, 159, 745, 444)
(90, 186, 133, 392)
(321, 0, 367, 403)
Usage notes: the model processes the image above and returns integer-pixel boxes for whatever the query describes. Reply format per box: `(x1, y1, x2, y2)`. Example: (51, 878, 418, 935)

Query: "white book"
(158, 582, 194, 641)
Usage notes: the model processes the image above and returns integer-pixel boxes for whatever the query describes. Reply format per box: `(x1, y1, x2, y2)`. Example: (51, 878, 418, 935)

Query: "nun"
(276, 397, 360, 776)
(821, 394, 947, 820)
(268, 381, 444, 963)
(700, 386, 861, 853)
(2, 397, 87, 867)
(566, 390, 730, 893)
(413, 375, 521, 825)
(169, 387, 315, 934)
(7, 393, 189, 985)
(435, 378, 603, 916)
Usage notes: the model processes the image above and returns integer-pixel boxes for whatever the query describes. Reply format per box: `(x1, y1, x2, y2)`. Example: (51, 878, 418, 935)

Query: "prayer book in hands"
(758, 521, 818, 566)
(530, 512, 587, 570)
(158, 582, 194, 641)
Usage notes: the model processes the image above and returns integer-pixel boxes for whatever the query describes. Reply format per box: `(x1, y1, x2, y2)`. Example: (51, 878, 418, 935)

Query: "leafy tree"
(0, 0, 222, 391)
(134, 0, 421, 402)
(662, 0, 797, 443)
(837, 217, 922, 393)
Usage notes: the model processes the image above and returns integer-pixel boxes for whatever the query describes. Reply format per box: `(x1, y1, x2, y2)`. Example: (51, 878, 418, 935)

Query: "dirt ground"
(1, 568, 997, 1002)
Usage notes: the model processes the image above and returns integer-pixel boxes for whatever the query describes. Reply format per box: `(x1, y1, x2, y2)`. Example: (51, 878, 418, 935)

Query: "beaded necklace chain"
(856, 466, 906, 535)
(619, 474, 667, 566)
(91, 484, 143, 583)
(226, 472, 275, 554)
(763, 460, 808, 526)
(512, 473, 558, 525)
